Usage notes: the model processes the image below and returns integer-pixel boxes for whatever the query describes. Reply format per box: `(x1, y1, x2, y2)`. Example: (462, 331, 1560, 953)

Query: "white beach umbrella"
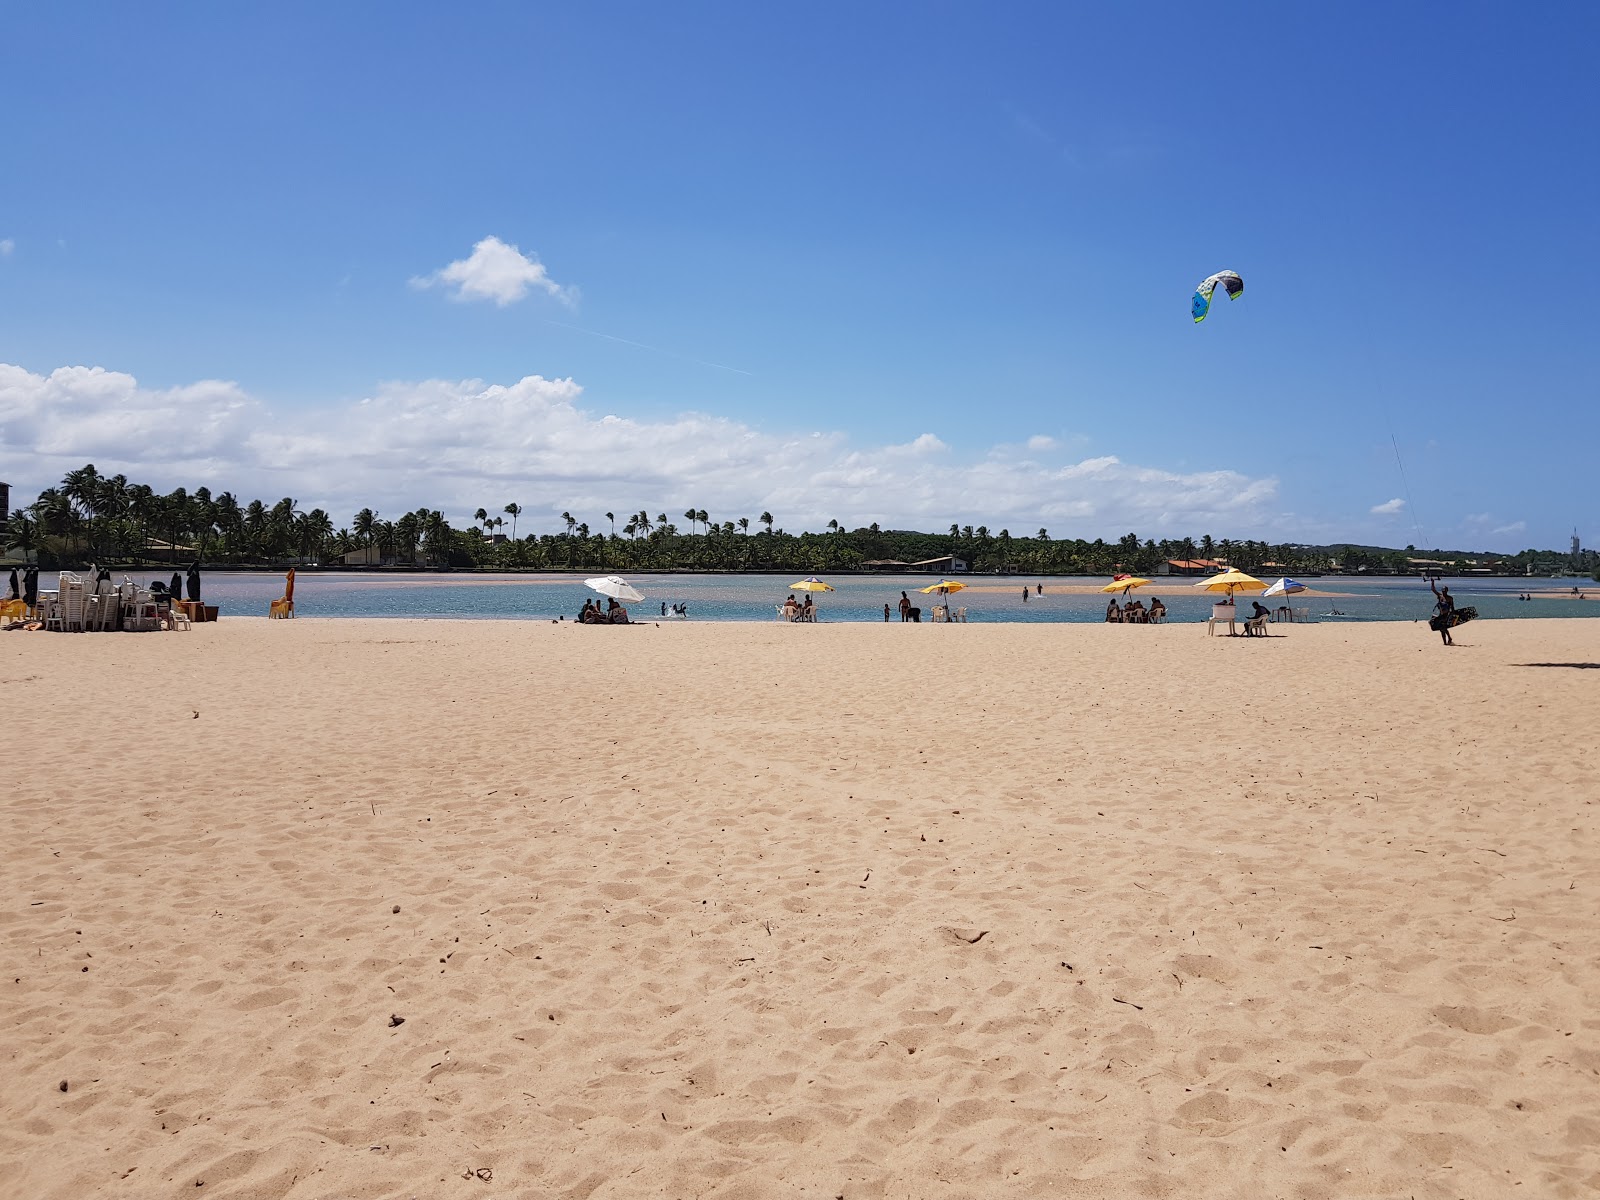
(1262, 577, 1307, 598)
(585, 575, 645, 603)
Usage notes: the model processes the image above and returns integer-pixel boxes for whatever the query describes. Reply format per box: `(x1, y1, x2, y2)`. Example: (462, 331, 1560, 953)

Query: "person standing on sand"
(1429, 579, 1457, 646)
(899, 592, 910, 622)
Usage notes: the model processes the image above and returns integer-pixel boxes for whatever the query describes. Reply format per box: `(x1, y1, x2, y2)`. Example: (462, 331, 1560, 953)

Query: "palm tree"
(6, 510, 36, 559)
(827, 519, 840, 535)
(683, 508, 697, 534)
(760, 511, 774, 535)
(562, 511, 576, 537)
(474, 507, 489, 536)
(353, 508, 377, 546)
(738, 517, 749, 536)
(696, 509, 708, 533)
(1036, 527, 1048, 541)
(605, 511, 615, 537)
(504, 503, 522, 540)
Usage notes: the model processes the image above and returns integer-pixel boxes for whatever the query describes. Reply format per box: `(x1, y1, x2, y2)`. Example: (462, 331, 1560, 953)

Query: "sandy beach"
(3, 617, 1597, 1199)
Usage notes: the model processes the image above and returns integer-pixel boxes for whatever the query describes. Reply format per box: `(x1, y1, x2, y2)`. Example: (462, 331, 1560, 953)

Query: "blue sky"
(2, 3, 1595, 549)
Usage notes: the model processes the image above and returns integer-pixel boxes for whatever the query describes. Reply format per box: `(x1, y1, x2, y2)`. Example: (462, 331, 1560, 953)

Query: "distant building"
(861, 559, 911, 570)
(910, 556, 968, 573)
(143, 537, 198, 563)
(1160, 558, 1224, 576)
(1573, 530, 1582, 561)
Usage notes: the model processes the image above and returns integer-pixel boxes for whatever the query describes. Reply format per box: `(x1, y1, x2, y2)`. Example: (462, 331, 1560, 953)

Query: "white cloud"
(1491, 520, 1526, 536)
(410, 236, 572, 307)
(1370, 497, 1405, 515)
(1026, 435, 1057, 452)
(0, 362, 1281, 537)
(0, 238, 13, 257)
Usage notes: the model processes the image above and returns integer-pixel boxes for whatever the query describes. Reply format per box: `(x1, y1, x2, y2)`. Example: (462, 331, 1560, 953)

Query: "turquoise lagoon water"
(52, 571, 1600, 625)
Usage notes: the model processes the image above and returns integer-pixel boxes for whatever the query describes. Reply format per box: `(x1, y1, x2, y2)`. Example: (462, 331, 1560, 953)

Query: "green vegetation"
(4, 463, 1591, 577)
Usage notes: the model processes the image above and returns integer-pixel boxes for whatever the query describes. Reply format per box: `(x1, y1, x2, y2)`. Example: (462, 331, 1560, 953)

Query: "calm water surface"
(46, 571, 1600, 625)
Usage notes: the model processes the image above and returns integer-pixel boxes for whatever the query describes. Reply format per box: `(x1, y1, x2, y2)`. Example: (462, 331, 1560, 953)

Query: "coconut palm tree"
(760, 511, 774, 535)
(353, 508, 377, 546)
(696, 509, 708, 533)
(562, 511, 576, 537)
(605, 511, 615, 537)
(504, 503, 522, 540)
(474, 507, 489, 536)
(683, 508, 697, 534)
(7, 510, 36, 559)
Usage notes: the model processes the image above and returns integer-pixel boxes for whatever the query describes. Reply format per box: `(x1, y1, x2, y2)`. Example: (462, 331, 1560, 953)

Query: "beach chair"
(1206, 604, 1237, 637)
(954, 607, 968, 623)
(269, 597, 294, 619)
(1243, 615, 1268, 637)
(774, 605, 789, 622)
(60, 581, 87, 632)
(171, 601, 192, 630)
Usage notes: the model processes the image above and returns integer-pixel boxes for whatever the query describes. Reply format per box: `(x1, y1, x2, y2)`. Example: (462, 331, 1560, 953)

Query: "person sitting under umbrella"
(606, 597, 630, 624)
(1250, 600, 1272, 621)
(1105, 599, 1122, 623)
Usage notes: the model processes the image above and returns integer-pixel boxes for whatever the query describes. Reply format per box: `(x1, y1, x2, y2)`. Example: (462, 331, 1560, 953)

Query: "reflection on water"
(38, 571, 1600, 624)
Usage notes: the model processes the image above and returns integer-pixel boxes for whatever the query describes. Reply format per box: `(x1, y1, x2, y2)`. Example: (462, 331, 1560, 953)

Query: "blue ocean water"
(46, 571, 1600, 624)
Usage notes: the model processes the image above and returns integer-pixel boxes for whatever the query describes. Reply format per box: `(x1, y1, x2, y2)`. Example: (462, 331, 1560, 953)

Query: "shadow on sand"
(1514, 662, 1600, 670)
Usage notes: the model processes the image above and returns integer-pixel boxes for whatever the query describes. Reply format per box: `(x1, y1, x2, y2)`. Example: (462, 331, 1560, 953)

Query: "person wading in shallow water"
(1429, 578, 1457, 646)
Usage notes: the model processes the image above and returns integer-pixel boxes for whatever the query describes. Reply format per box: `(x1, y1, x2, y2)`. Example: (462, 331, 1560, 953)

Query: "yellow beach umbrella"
(790, 576, 835, 592)
(1100, 575, 1151, 594)
(1192, 568, 1267, 597)
(919, 579, 967, 595)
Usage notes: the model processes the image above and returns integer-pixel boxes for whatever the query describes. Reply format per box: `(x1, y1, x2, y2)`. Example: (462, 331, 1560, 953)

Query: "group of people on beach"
(579, 597, 630, 624)
(781, 594, 816, 621)
(1105, 596, 1165, 624)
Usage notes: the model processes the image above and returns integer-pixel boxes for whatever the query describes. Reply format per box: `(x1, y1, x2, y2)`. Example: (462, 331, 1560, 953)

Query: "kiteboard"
(1428, 606, 1477, 632)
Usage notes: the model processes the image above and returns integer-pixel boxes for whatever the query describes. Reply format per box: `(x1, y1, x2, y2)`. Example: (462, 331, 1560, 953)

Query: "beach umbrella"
(1262, 577, 1306, 598)
(919, 578, 966, 617)
(1191, 568, 1267, 600)
(1100, 575, 1151, 594)
(586, 575, 645, 603)
(789, 577, 835, 592)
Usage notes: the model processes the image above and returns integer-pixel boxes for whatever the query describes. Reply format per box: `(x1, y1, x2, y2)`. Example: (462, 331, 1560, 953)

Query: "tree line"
(6, 463, 1591, 578)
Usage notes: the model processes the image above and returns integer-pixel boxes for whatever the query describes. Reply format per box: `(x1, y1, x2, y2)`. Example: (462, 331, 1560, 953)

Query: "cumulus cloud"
(1370, 497, 1405, 515)
(0, 362, 1280, 536)
(0, 238, 13, 257)
(410, 236, 572, 307)
(1026, 435, 1057, 452)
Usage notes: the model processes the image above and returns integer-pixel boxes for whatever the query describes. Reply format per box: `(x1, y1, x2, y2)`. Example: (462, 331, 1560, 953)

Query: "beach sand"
(3, 617, 1597, 1199)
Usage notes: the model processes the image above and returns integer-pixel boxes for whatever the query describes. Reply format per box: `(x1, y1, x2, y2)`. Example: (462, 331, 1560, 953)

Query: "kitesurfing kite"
(1192, 270, 1244, 323)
